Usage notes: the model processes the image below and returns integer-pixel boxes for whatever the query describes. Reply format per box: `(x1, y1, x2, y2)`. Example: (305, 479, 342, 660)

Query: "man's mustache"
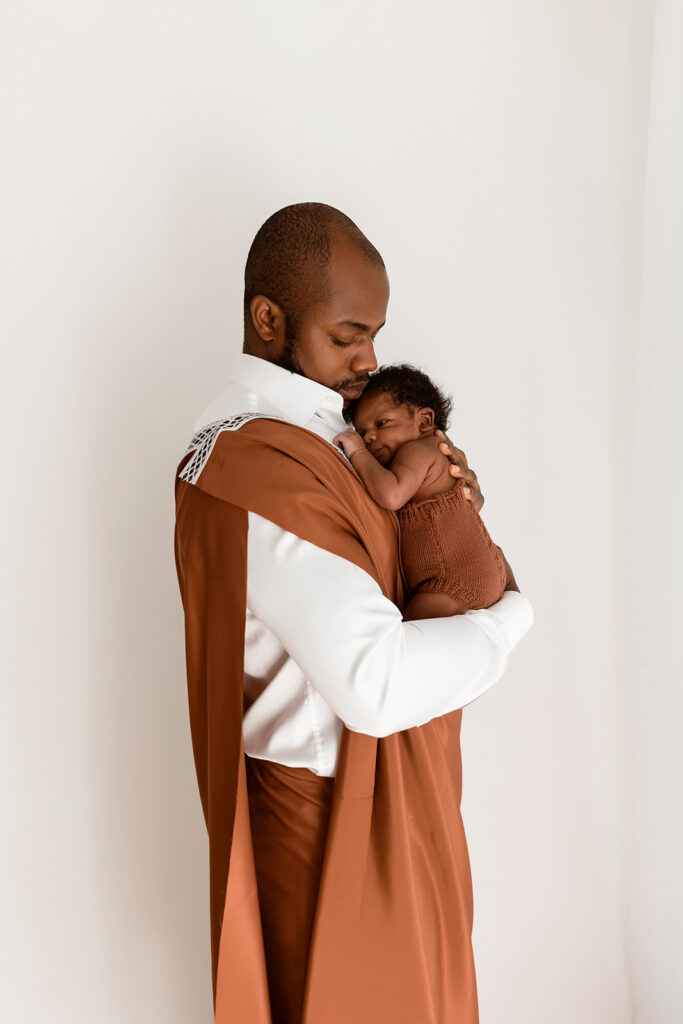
(335, 374, 371, 391)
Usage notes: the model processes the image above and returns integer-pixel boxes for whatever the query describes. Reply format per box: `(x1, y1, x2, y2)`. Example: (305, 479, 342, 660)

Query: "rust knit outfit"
(397, 482, 507, 609)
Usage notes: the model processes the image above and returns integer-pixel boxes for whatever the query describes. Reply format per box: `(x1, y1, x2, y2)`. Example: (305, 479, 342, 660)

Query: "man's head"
(243, 203, 390, 407)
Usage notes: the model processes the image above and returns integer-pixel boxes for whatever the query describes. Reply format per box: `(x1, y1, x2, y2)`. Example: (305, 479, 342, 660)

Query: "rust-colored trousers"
(245, 755, 335, 1024)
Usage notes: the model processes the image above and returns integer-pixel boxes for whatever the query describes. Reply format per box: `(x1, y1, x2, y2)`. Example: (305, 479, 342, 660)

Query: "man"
(174, 202, 533, 1023)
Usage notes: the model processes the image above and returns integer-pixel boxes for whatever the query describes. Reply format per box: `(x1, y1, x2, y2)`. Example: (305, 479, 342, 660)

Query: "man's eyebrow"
(335, 319, 386, 332)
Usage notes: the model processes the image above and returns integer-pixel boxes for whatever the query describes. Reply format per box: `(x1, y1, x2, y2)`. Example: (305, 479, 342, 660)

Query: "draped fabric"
(174, 418, 479, 1023)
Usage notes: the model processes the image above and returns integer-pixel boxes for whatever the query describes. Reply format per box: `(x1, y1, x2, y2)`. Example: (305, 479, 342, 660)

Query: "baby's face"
(352, 391, 424, 466)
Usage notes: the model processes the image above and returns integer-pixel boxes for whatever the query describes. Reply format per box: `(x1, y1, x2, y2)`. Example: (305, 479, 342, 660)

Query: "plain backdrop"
(2, 2, 681, 1021)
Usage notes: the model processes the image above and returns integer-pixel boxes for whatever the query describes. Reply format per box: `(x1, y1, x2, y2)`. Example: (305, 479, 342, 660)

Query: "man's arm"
(246, 513, 533, 737)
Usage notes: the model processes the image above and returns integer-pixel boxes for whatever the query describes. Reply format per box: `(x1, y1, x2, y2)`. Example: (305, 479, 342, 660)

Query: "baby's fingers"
(333, 428, 356, 445)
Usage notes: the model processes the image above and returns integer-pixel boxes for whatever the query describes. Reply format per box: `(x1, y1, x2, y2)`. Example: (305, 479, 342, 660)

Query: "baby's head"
(347, 364, 453, 466)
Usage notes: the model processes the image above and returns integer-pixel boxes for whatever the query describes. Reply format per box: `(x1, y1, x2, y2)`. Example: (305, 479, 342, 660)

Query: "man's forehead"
(325, 243, 390, 328)
(335, 317, 387, 333)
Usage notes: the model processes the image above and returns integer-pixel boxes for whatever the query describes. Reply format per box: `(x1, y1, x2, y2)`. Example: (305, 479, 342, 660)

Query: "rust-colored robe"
(174, 418, 478, 1023)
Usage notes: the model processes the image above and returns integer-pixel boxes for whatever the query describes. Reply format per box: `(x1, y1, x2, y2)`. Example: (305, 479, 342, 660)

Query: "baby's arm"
(334, 429, 434, 510)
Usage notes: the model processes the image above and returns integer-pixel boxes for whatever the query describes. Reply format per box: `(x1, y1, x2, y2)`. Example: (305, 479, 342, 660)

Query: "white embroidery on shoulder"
(179, 413, 286, 485)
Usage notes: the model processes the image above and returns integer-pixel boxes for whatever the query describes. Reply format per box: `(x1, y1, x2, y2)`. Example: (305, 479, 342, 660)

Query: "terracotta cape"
(174, 418, 479, 1024)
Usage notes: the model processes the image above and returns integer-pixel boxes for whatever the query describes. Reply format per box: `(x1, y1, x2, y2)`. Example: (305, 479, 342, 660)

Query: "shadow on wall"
(75, 167, 253, 1021)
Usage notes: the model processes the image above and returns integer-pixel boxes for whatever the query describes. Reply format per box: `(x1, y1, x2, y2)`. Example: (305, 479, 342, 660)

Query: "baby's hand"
(333, 428, 366, 458)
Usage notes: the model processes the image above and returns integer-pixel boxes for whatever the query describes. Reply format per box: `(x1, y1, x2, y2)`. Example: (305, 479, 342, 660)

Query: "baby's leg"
(403, 591, 470, 621)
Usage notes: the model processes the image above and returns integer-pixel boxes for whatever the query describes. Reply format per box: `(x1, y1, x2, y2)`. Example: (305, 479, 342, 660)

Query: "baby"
(334, 363, 508, 621)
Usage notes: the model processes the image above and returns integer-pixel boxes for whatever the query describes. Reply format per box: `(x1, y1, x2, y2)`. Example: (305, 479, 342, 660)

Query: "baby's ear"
(418, 406, 435, 432)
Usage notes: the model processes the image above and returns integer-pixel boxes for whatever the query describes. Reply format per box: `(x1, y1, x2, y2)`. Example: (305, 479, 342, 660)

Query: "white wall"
(0, 2, 662, 1021)
(621, 1, 683, 1020)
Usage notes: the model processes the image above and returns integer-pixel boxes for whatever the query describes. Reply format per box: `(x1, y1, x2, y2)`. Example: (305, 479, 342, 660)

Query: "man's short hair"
(243, 202, 385, 335)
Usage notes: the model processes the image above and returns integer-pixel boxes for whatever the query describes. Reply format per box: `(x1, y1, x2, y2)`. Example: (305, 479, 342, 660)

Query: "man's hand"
(334, 427, 367, 459)
(433, 430, 484, 512)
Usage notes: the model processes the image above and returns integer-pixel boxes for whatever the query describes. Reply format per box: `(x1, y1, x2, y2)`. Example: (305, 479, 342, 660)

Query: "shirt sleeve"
(246, 512, 534, 737)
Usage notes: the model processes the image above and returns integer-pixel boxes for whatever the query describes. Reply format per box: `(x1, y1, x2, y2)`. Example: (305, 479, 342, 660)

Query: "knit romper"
(397, 482, 507, 609)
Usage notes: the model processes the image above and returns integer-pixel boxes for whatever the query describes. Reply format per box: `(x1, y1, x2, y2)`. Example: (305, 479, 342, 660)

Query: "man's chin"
(337, 381, 369, 405)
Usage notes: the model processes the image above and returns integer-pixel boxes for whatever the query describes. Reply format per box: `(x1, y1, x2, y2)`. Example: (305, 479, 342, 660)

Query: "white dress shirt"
(189, 352, 534, 777)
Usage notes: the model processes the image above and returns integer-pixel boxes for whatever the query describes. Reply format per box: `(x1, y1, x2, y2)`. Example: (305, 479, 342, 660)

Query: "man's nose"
(350, 338, 377, 375)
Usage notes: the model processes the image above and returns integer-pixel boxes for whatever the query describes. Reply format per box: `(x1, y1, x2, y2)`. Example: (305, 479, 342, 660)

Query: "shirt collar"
(229, 351, 345, 426)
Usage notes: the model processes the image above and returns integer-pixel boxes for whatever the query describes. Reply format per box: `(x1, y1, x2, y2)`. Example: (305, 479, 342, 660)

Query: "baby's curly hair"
(346, 363, 453, 432)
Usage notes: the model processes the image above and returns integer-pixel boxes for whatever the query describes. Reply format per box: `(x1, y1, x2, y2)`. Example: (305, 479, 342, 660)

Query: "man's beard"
(272, 313, 371, 397)
(272, 315, 304, 376)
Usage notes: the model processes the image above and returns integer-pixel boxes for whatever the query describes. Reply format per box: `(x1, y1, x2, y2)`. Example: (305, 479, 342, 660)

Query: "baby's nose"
(363, 428, 376, 443)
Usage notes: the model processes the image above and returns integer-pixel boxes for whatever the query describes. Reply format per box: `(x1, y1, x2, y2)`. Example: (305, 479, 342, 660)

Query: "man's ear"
(417, 407, 435, 433)
(249, 295, 287, 353)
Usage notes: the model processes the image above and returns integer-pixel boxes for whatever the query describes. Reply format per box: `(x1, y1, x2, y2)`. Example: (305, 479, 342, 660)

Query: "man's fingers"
(437, 441, 468, 468)
(464, 486, 485, 511)
(433, 429, 483, 509)
(448, 464, 478, 487)
(434, 431, 468, 466)
(447, 465, 484, 510)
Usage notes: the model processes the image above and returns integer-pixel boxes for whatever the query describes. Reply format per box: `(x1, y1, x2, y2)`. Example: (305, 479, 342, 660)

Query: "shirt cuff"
(464, 590, 534, 655)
